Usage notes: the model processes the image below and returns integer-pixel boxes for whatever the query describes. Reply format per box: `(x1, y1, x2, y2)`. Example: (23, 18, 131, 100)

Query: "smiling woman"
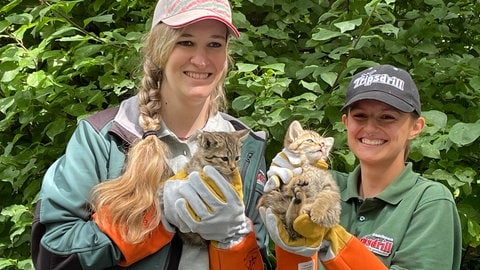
(343, 100, 424, 172)
(261, 64, 462, 270)
(161, 20, 229, 121)
(30, 0, 271, 269)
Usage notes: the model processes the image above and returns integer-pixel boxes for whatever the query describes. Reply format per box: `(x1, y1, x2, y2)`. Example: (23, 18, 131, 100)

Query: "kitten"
(259, 120, 341, 240)
(163, 129, 249, 247)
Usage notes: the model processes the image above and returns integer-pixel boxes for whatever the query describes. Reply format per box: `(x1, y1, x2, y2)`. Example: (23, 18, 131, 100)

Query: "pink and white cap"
(151, 0, 240, 38)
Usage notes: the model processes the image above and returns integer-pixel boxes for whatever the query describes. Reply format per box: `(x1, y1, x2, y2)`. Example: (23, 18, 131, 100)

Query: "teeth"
(185, 72, 209, 79)
(361, 138, 384, 145)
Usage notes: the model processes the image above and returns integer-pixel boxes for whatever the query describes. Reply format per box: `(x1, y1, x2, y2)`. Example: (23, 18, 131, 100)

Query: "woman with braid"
(31, 0, 270, 269)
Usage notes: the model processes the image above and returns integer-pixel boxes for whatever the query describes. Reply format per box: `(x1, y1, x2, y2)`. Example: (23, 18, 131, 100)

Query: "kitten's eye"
(235, 156, 240, 162)
(306, 139, 314, 143)
(221, 157, 229, 162)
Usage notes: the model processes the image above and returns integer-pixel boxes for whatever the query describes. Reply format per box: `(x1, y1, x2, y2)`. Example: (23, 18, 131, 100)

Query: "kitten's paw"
(292, 186, 307, 204)
(310, 207, 340, 227)
(296, 179, 309, 187)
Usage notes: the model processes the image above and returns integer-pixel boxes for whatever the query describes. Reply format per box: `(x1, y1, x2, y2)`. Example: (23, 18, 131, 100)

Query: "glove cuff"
(320, 234, 387, 269)
(318, 225, 352, 262)
(93, 211, 174, 267)
(209, 231, 264, 270)
(211, 218, 252, 249)
(275, 245, 318, 269)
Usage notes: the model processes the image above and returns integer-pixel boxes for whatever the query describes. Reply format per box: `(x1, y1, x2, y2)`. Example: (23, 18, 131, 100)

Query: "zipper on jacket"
(241, 152, 254, 208)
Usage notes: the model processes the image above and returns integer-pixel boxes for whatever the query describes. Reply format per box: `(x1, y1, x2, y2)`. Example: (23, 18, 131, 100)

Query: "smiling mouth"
(185, 71, 211, 79)
(361, 138, 385, 145)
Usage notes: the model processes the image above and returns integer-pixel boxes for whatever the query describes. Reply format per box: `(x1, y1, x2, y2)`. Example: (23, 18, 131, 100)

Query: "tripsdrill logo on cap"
(353, 69, 405, 91)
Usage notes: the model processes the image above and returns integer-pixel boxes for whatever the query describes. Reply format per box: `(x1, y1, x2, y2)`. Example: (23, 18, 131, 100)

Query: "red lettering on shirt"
(360, 233, 393, 257)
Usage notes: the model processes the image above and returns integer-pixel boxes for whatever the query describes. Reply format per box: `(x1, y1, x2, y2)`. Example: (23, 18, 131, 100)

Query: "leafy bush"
(1, 0, 479, 268)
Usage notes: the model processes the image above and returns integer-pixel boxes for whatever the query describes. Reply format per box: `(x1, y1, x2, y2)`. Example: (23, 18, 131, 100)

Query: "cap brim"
(160, 10, 240, 38)
(341, 91, 415, 113)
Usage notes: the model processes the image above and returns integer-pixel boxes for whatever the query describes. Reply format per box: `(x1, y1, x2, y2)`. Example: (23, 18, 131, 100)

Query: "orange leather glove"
(93, 207, 174, 266)
(294, 214, 387, 270)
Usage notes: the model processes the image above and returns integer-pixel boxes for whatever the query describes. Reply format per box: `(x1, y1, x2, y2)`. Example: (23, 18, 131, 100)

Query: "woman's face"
(342, 99, 425, 167)
(162, 19, 228, 106)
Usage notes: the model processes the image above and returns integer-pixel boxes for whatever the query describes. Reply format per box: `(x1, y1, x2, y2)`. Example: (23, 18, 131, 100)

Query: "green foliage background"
(1, 0, 479, 269)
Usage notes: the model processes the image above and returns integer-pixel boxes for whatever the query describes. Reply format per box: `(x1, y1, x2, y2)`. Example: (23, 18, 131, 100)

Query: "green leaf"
(232, 95, 255, 111)
(424, 0, 444, 6)
(267, 107, 292, 123)
(449, 121, 480, 146)
(0, 19, 11, 32)
(300, 80, 321, 92)
(377, 24, 399, 37)
(84, 14, 114, 26)
(261, 63, 285, 73)
(334, 18, 362, 33)
(1, 68, 20, 83)
(0, 258, 16, 268)
(289, 92, 317, 102)
(236, 63, 258, 73)
(0, 0, 21, 13)
(5, 13, 32, 24)
(320, 72, 337, 87)
(454, 168, 476, 185)
(26, 70, 47, 87)
(45, 118, 66, 141)
(469, 76, 480, 91)
(0, 96, 15, 114)
(311, 28, 346, 41)
(421, 143, 441, 159)
(75, 44, 104, 58)
(422, 110, 447, 134)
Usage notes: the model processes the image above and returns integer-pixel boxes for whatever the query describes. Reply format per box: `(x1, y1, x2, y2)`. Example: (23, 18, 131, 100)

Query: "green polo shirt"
(328, 163, 462, 270)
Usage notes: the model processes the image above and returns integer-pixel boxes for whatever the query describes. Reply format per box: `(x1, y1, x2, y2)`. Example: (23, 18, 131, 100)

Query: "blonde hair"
(89, 23, 231, 243)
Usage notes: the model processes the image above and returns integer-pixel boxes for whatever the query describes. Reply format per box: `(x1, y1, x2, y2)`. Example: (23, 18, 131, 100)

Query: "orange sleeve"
(275, 245, 318, 270)
(209, 231, 264, 270)
(93, 212, 174, 267)
(322, 237, 387, 270)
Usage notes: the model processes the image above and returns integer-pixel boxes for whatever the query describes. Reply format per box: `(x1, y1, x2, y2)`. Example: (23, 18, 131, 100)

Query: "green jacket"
(31, 96, 271, 269)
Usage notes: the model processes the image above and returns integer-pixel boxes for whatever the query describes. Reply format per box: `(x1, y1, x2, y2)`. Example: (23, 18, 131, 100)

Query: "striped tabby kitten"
(163, 129, 249, 247)
(259, 120, 341, 239)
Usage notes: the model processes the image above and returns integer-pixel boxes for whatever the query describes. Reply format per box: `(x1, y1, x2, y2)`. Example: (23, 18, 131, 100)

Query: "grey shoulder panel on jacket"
(85, 107, 119, 133)
(84, 107, 138, 146)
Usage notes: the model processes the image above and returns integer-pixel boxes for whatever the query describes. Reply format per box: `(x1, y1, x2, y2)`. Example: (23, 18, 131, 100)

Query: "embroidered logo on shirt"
(359, 233, 393, 256)
(256, 170, 266, 186)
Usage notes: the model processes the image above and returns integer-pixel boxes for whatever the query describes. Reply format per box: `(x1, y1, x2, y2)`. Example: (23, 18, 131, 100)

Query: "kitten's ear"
(198, 131, 216, 149)
(285, 120, 304, 145)
(235, 129, 250, 141)
(324, 137, 335, 153)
